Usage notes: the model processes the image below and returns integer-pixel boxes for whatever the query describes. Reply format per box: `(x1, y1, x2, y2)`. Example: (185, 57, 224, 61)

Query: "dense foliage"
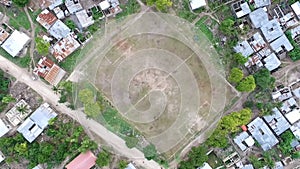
(143, 144, 157, 160)
(0, 71, 10, 111)
(0, 118, 97, 168)
(278, 130, 295, 156)
(253, 68, 275, 89)
(12, 0, 29, 7)
(179, 146, 208, 169)
(35, 37, 50, 56)
(146, 0, 172, 11)
(206, 108, 252, 148)
(219, 18, 236, 36)
(286, 31, 300, 61)
(236, 75, 256, 92)
(228, 68, 243, 83)
(96, 150, 111, 167)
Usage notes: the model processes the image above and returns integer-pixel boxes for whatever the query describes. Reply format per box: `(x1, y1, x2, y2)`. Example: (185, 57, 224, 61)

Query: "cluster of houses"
(0, 100, 57, 163)
(230, 0, 300, 73)
(208, 79, 300, 169)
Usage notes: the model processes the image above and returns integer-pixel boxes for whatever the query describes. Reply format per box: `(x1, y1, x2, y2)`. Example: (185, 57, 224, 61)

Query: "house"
(99, 0, 122, 17)
(272, 87, 293, 101)
(247, 32, 266, 52)
(75, 10, 94, 29)
(232, 1, 251, 18)
(263, 53, 281, 71)
(285, 108, 300, 124)
(274, 161, 284, 169)
(5, 99, 31, 126)
(33, 57, 66, 86)
(126, 163, 137, 169)
(249, 8, 269, 28)
(1, 30, 30, 57)
(290, 121, 300, 139)
(291, 1, 300, 20)
(263, 108, 290, 135)
(17, 103, 57, 143)
(53, 6, 66, 19)
(48, 0, 63, 10)
(233, 131, 255, 151)
(247, 117, 279, 151)
(260, 19, 283, 42)
(242, 164, 254, 169)
(65, 0, 83, 14)
(0, 119, 10, 137)
(50, 33, 80, 62)
(0, 151, 5, 163)
(270, 35, 293, 54)
(234, 40, 254, 57)
(197, 162, 212, 169)
(48, 20, 71, 40)
(280, 97, 298, 113)
(0, 0, 11, 6)
(65, 150, 97, 169)
(252, 0, 271, 8)
(291, 25, 300, 39)
(36, 9, 58, 30)
(189, 0, 206, 10)
(0, 27, 9, 44)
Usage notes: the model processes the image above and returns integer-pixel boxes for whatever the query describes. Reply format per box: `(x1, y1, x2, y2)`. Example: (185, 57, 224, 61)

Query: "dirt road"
(0, 55, 161, 169)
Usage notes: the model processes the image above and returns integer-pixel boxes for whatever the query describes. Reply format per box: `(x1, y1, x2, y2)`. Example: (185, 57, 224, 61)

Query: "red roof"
(65, 151, 97, 169)
(241, 125, 247, 131)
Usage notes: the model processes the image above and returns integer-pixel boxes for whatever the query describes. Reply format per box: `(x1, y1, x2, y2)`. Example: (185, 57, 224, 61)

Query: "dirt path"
(24, 7, 36, 71)
(0, 55, 161, 169)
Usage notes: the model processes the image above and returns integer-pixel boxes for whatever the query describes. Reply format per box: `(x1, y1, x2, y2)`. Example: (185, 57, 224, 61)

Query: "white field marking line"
(123, 52, 196, 115)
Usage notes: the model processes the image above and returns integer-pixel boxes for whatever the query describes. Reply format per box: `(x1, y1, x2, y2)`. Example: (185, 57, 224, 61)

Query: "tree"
(183, 146, 208, 168)
(65, 20, 76, 31)
(278, 130, 295, 156)
(12, 0, 29, 7)
(16, 104, 29, 114)
(125, 136, 139, 149)
(118, 160, 128, 169)
(35, 37, 50, 56)
(249, 155, 264, 169)
(233, 53, 248, 65)
(254, 68, 275, 89)
(143, 144, 157, 160)
(228, 68, 243, 83)
(219, 18, 236, 36)
(84, 102, 101, 118)
(146, 0, 172, 11)
(236, 75, 256, 92)
(78, 137, 98, 153)
(96, 150, 111, 167)
(1, 95, 15, 104)
(78, 89, 94, 104)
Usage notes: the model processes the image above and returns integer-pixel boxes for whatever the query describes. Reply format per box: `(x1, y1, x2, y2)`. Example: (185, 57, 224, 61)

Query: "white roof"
(198, 163, 212, 169)
(285, 109, 300, 124)
(190, 0, 206, 10)
(245, 136, 255, 147)
(291, 121, 300, 139)
(75, 10, 94, 28)
(48, 20, 71, 40)
(0, 119, 9, 137)
(291, 2, 300, 19)
(263, 53, 281, 71)
(99, 0, 110, 10)
(1, 30, 30, 57)
(126, 163, 137, 169)
(0, 153, 4, 163)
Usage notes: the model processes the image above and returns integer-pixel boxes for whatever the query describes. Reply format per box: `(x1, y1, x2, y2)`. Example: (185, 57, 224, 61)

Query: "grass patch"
(6, 7, 30, 30)
(0, 48, 30, 68)
(116, 0, 141, 19)
(176, 0, 197, 22)
(207, 152, 223, 168)
(195, 17, 214, 42)
(58, 49, 82, 72)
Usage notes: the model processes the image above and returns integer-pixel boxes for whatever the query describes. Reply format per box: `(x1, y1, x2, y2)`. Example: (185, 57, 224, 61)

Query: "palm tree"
(52, 86, 61, 94)
(16, 104, 29, 115)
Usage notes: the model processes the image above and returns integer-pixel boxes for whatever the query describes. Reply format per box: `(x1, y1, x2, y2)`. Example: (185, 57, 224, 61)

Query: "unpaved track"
(0, 55, 161, 169)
